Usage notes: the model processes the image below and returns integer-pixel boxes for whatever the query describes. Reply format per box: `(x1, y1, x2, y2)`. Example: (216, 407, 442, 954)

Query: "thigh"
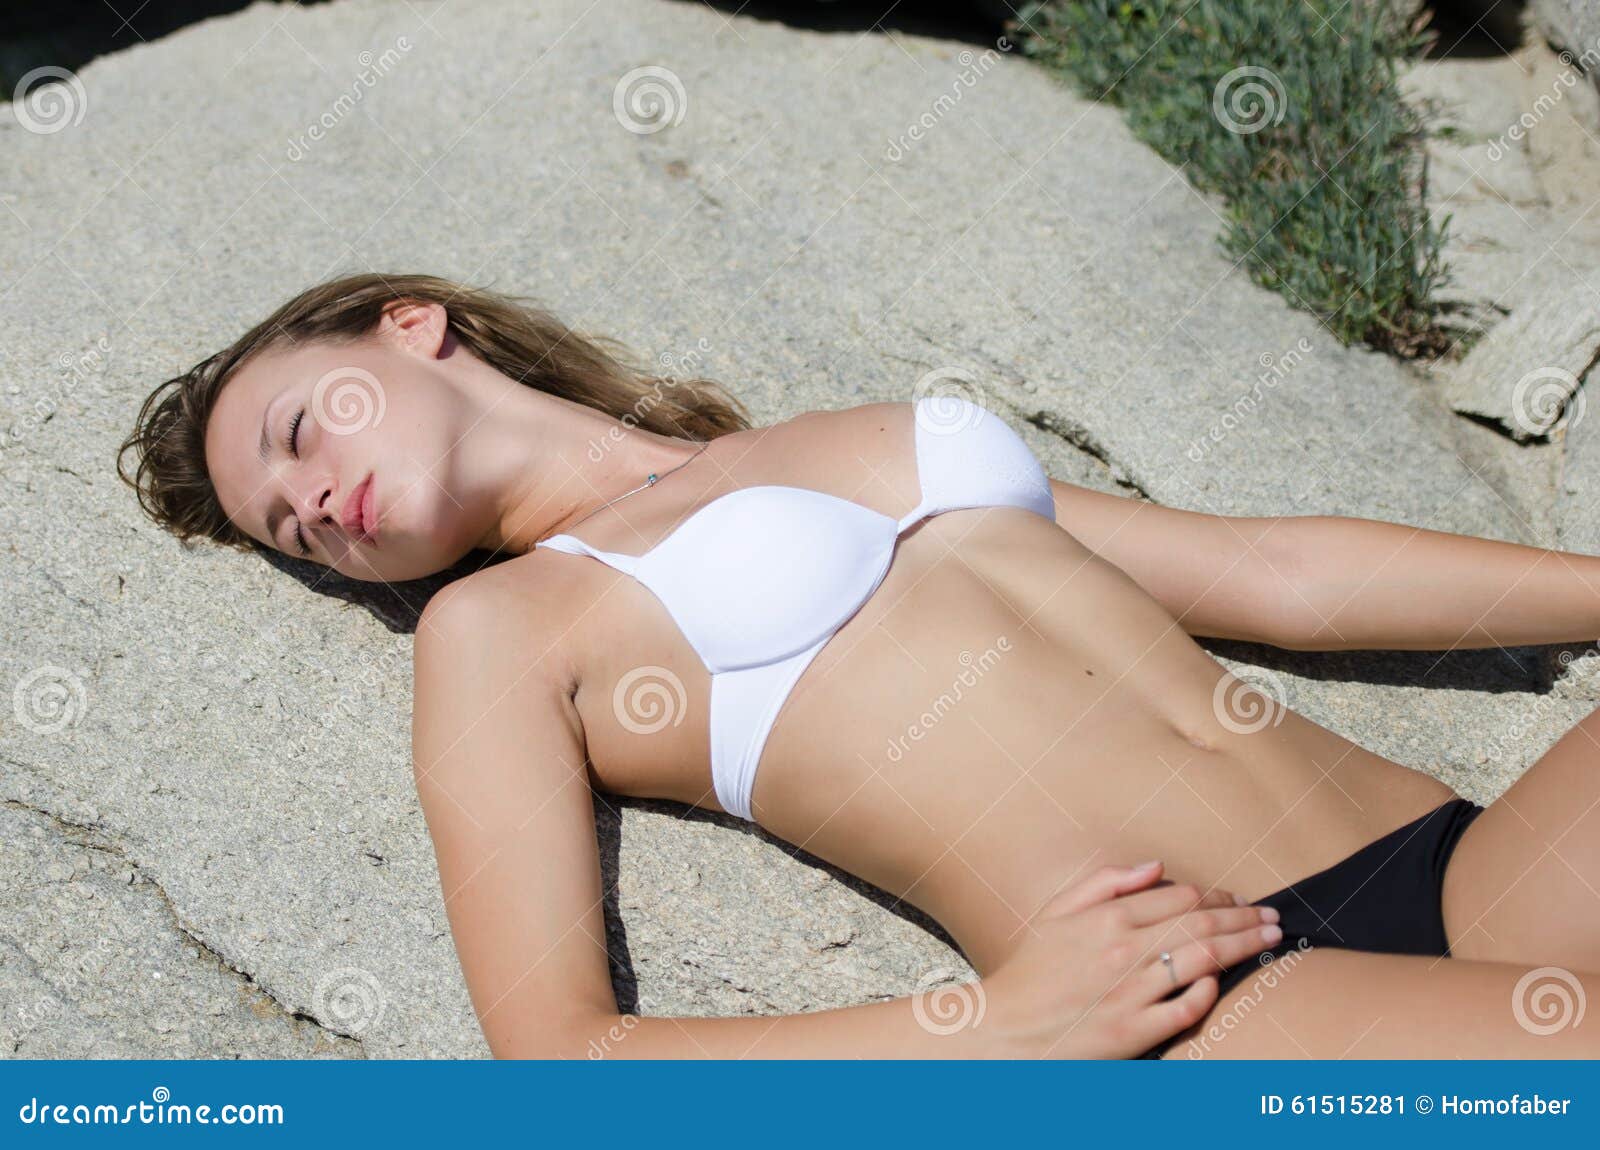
(1165, 948, 1597, 1059)
(1441, 705, 1600, 973)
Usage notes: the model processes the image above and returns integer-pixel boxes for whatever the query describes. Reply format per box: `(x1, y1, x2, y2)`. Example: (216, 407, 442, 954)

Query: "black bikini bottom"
(1140, 796, 1484, 1059)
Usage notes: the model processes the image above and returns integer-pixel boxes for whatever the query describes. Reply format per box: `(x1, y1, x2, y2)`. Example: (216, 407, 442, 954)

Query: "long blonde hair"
(117, 272, 751, 550)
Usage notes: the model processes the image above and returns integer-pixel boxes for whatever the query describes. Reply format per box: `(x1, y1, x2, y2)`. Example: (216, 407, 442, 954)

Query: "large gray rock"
(1, 0, 1589, 1057)
(1401, 40, 1600, 323)
(1400, 33, 1600, 587)
(0, 800, 350, 1057)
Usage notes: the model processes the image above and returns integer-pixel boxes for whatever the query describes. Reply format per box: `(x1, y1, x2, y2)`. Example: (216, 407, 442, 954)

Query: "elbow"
(1249, 516, 1349, 650)
(1237, 517, 1324, 650)
(485, 1009, 624, 1060)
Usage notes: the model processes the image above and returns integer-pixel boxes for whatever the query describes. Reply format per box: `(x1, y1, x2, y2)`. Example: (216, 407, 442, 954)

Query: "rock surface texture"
(2, 0, 1597, 1057)
(1533, 1, 1600, 98)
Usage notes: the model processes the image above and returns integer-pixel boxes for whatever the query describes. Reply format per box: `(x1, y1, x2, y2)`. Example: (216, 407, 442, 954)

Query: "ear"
(377, 300, 448, 358)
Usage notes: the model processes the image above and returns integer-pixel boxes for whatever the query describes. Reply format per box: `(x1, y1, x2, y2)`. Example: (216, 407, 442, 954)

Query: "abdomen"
(753, 508, 1455, 972)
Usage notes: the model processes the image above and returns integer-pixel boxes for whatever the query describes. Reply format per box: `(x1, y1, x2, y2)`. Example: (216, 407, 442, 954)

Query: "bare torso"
(518, 402, 1455, 976)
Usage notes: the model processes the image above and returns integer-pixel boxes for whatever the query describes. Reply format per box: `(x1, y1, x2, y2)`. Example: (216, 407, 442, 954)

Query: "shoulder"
(747, 401, 920, 510)
(771, 400, 915, 460)
(415, 556, 538, 638)
(413, 553, 584, 687)
(786, 400, 911, 433)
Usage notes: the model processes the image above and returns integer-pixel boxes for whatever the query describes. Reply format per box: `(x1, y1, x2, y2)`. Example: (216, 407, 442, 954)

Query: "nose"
(292, 475, 338, 528)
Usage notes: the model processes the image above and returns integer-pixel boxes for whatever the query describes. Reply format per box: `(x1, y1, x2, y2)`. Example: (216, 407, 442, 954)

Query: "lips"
(341, 473, 377, 545)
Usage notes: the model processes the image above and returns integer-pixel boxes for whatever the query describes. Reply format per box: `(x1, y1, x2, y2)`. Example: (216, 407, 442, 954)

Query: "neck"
(459, 365, 706, 558)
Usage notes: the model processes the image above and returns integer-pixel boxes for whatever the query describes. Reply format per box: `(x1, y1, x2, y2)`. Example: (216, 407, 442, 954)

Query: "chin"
(365, 546, 464, 584)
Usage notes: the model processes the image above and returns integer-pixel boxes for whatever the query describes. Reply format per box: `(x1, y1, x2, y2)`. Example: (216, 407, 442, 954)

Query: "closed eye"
(284, 406, 311, 556)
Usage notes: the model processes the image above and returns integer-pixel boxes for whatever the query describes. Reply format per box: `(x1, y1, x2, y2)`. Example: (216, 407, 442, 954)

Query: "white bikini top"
(535, 395, 1057, 822)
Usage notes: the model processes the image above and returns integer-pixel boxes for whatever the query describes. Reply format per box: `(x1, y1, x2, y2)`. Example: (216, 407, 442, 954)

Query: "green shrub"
(1011, 0, 1451, 357)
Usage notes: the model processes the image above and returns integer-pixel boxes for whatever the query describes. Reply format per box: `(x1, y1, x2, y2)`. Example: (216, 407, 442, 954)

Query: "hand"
(976, 861, 1282, 1059)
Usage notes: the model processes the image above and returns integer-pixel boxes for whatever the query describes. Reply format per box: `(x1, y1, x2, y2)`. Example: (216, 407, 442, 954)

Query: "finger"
(1127, 975, 1220, 1055)
(1112, 881, 1236, 928)
(1135, 923, 1284, 1003)
(1138, 905, 1280, 952)
(1146, 884, 1242, 912)
(1041, 861, 1164, 919)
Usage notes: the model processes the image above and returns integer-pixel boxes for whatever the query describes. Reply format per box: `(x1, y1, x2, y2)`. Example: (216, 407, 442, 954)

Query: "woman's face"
(204, 304, 485, 583)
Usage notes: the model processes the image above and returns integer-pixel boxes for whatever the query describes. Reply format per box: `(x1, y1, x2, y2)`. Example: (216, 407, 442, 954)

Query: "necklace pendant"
(646, 474, 658, 484)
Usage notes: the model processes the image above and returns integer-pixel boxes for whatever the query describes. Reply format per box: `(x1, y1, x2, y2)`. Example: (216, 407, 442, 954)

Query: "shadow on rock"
(255, 546, 510, 634)
(1201, 636, 1555, 695)
(596, 796, 963, 1014)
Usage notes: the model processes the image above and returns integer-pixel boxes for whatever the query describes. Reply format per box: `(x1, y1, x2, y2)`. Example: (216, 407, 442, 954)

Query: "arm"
(1253, 514, 1600, 651)
(1051, 479, 1600, 652)
(1048, 478, 1310, 646)
(415, 578, 1276, 1058)
(413, 577, 1001, 1058)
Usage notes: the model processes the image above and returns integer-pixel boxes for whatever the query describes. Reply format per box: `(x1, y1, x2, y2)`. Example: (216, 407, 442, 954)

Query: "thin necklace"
(559, 440, 711, 536)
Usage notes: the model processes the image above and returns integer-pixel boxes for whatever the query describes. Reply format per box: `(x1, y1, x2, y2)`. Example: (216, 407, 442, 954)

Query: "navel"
(1172, 723, 1216, 752)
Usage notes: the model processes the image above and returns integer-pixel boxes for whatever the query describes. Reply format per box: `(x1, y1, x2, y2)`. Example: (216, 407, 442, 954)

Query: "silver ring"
(1159, 950, 1177, 986)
